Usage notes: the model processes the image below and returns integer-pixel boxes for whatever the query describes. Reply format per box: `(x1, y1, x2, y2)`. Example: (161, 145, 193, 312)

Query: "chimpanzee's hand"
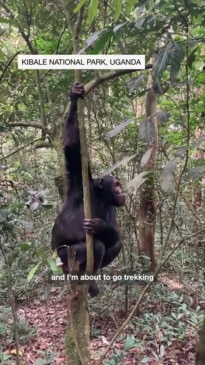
(83, 218, 103, 233)
(70, 82, 85, 100)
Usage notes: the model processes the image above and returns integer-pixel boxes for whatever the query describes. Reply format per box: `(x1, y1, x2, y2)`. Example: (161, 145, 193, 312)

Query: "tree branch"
(0, 137, 45, 162)
(36, 70, 47, 137)
(63, 64, 152, 115)
(85, 64, 152, 94)
(8, 122, 44, 129)
(35, 142, 53, 149)
(0, 51, 23, 83)
(74, 5, 85, 46)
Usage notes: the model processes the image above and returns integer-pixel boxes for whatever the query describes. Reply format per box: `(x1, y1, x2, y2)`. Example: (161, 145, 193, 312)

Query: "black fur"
(51, 83, 125, 296)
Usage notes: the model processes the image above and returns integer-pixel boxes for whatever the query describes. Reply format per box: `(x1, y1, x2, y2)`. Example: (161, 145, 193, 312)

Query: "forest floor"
(2, 273, 199, 365)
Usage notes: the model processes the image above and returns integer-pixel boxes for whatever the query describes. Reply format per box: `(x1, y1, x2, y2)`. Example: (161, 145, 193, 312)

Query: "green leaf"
(152, 43, 172, 83)
(139, 119, 155, 144)
(160, 344, 165, 357)
(90, 30, 114, 54)
(157, 111, 170, 123)
(135, 17, 145, 29)
(125, 0, 137, 14)
(152, 41, 184, 83)
(174, 146, 188, 158)
(42, 204, 53, 209)
(170, 42, 185, 82)
(124, 336, 137, 351)
(141, 148, 153, 167)
(137, 2, 147, 17)
(112, 0, 122, 21)
(74, 0, 88, 13)
(79, 30, 105, 54)
(127, 171, 149, 194)
(127, 74, 146, 92)
(103, 154, 136, 174)
(107, 118, 135, 138)
(113, 22, 127, 33)
(141, 356, 152, 363)
(27, 263, 40, 282)
(47, 257, 61, 274)
(165, 158, 179, 174)
(87, 0, 99, 25)
(148, 0, 154, 10)
(21, 243, 31, 251)
(159, 158, 179, 193)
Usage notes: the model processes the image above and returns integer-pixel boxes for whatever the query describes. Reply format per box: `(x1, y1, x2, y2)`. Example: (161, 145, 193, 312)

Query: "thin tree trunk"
(60, 2, 93, 364)
(196, 318, 205, 365)
(138, 76, 158, 270)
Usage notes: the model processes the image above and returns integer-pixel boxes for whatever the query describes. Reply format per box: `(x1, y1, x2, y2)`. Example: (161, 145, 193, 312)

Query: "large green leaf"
(90, 30, 114, 54)
(74, 0, 88, 13)
(87, 0, 99, 25)
(152, 42, 172, 82)
(112, 0, 122, 21)
(170, 42, 185, 82)
(152, 41, 185, 83)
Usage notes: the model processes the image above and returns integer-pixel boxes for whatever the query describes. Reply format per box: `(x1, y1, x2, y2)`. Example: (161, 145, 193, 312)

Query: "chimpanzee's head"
(94, 175, 126, 207)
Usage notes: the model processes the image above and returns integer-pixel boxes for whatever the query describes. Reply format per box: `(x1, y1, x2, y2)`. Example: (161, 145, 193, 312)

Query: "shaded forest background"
(0, 0, 205, 364)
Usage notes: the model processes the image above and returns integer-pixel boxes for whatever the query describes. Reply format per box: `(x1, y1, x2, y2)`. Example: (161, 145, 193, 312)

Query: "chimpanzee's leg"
(101, 241, 121, 267)
(57, 240, 105, 297)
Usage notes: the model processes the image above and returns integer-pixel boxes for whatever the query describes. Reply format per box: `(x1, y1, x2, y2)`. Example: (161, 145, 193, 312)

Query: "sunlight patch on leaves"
(27, 263, 40, 282)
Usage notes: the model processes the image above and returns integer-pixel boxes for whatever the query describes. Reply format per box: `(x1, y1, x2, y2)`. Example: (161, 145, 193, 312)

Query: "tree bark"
(196, 318, 205, 365)
(60, 2, 93, 364)
(139, 76, 158, 270)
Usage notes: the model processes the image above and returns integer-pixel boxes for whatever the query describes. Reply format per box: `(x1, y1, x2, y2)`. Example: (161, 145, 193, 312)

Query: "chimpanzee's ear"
(93, 178, 104, 189)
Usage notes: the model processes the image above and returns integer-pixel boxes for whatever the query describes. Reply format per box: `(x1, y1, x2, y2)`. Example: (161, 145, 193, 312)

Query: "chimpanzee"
(51, 83, 126, 296)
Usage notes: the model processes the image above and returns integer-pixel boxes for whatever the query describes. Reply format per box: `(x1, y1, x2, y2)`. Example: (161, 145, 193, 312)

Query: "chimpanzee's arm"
(63, 83, 91, 188)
